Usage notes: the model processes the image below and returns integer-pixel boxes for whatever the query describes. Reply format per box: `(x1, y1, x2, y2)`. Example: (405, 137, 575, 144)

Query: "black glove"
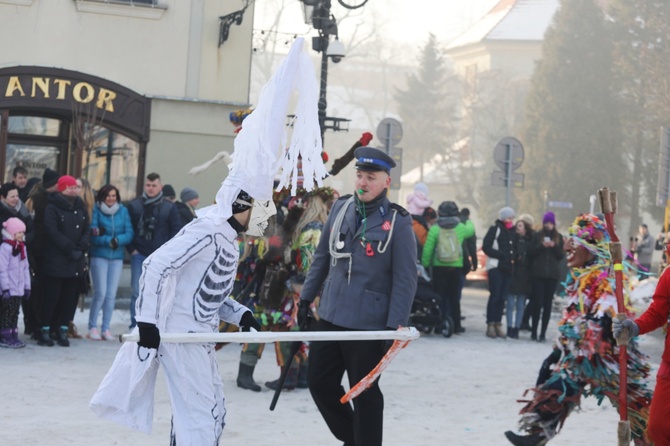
(612, 317, 640, 339)
(137, 322, 160, 349)
(1, 290, 10, 299)
(70, 250, 83, 260)
(239, 311, 261, 332)
(110, 237, 119, 250)
(23, 289, 30, 301)
(297, 300, 311, 328)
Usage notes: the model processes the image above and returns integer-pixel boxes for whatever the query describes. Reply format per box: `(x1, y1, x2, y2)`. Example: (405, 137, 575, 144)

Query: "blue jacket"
(90, 204, 134, 260)
(300, 195, 418, 330)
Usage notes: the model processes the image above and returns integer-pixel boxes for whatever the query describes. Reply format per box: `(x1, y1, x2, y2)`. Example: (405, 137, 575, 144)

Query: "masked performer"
(504, 214, 652, 446)
(90, 37, 327, 444)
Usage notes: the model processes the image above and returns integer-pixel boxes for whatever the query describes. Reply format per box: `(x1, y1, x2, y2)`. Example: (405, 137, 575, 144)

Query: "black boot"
(504, 431, 548, 446)
(236, 363, 261, 392)
(36, 327, 54, 347)
(265, 366, 298, 391)
(55, 326, 70, 347)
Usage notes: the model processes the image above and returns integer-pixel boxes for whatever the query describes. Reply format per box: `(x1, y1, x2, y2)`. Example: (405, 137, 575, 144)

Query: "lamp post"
(299, 0, 348, 144)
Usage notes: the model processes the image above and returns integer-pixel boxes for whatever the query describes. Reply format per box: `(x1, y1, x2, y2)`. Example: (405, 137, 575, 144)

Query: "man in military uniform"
(299, 146, 418, 446)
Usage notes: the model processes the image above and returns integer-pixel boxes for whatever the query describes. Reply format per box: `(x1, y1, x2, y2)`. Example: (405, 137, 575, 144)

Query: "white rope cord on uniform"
(376, 209, 397, 254)
(329, 196, 355, 282)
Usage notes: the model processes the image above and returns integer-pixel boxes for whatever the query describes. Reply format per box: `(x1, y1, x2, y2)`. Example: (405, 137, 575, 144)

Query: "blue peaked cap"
(354, 146, 396, 173)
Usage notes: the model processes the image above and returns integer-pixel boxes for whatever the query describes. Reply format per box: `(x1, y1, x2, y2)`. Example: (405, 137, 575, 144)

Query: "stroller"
(409, 265, 454, 338)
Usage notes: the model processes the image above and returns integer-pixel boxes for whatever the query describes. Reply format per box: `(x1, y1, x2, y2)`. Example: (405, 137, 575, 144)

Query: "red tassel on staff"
(597, 187, 631, 445)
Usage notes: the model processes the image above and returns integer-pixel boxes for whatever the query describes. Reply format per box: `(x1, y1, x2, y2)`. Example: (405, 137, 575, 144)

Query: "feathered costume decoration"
(513, 214, 653, 445)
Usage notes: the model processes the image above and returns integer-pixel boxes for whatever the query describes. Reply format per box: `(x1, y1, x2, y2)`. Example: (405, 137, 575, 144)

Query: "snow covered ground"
(0, 286, 664, 445)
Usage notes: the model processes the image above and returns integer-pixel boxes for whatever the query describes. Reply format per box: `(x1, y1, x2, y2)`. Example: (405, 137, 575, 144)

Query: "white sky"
(252, 0, 500, 50)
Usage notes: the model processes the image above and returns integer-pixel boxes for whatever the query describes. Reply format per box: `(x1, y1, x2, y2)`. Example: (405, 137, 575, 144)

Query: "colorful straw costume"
(506, 214, 653, 446)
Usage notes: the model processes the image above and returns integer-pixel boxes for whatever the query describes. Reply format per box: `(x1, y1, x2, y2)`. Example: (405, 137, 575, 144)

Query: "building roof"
(400, 137, 479, 185)
(446, 0, 559, 51)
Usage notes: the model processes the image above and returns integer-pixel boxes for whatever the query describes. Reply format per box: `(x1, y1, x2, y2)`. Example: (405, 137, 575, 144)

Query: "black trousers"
(40, 276, 80, 330)
(432, 266, 464, 330)
(23, 258, 43, 333)
(530, 278, 558, 339)
(307, 319, 385, 446)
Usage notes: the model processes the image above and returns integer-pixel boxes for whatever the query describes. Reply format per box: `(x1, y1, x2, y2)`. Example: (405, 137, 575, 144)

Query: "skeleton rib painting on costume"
(90, 37, 329, 445)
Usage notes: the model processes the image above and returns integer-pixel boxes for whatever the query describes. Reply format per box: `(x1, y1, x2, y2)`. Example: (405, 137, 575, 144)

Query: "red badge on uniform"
(382, 221, 391, 231)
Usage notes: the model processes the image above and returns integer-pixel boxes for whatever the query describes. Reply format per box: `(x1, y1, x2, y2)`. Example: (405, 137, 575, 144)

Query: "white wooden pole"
(120, 327, 420, 344)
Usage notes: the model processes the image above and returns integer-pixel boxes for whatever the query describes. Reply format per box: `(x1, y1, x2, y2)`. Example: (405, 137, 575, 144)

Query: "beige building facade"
(0, 0, 254, 201)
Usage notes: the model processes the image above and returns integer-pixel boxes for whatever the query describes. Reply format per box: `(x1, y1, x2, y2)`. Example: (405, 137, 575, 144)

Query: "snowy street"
(1, 286, 663, 445)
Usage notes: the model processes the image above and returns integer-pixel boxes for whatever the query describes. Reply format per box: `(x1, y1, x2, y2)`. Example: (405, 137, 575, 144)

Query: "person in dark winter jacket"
(24, 168, 60, 339)
(422, 201, 475, 334)
(460, 208, 478, 275)
(126, 172, 182, 328)
(175, 186, 200, 227)
(482, 206, 517, 338)
(11, 166, 29, 203)
(527, 211, 564, 342)
(0, 183, 35, 248)
(38, 175, 90, 347)
(87, 185, 134, 341)
(506, 219, 533, 339)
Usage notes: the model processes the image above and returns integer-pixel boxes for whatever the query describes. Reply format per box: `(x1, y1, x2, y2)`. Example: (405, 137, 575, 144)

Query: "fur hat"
(180, 187, 199, 203)
(57, 175, 77, 192)
(3, 217, 26, 236)
(499, 206, 515, 221)
(42, 168, 60, 189)
(518, 213, 535, 227)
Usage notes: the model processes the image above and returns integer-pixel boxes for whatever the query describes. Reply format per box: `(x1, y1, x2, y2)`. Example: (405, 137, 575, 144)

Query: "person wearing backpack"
(422, 201, 475, 334)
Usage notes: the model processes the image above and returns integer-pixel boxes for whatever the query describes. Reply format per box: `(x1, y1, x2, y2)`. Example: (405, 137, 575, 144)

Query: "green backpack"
(436, 227, 461, 263)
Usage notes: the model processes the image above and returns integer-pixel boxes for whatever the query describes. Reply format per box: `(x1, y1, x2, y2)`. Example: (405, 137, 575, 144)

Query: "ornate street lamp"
(299, 0, 350, 143)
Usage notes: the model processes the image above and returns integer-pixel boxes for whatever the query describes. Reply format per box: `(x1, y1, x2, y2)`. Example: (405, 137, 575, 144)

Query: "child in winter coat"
(0, 217, 31, 348)
(406, 182, 433, 216)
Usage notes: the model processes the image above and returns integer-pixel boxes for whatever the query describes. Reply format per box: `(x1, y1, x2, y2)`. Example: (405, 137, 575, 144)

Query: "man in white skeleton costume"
(90, 190, 268, 444)
(90, 37, 327, 445)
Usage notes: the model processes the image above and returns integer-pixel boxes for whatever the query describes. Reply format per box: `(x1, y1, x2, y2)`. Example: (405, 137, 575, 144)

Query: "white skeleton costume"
(90, 37, 326, 445)
(90, 217, 246, 442)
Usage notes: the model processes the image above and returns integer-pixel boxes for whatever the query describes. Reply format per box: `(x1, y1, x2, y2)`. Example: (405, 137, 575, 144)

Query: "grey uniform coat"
(300, 195, 418, 330)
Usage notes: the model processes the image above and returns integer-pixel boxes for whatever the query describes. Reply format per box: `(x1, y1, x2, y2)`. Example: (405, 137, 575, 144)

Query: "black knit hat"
(232, 190, 253, 214)
(162, 184, 176, 199)
(42, 168, 60, 189)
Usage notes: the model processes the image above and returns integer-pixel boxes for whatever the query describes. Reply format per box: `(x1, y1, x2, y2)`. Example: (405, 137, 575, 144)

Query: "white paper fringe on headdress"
(206, 37, 326, 224)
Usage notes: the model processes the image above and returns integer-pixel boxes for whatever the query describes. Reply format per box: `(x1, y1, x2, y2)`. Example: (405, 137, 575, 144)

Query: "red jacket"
(635, 268, 670, 362)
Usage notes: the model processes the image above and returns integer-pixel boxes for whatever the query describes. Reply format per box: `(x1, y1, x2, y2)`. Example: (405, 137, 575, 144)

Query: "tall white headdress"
(205, 37, 327, 224)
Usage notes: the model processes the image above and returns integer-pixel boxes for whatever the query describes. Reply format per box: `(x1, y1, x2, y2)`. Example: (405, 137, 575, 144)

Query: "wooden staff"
(597, 187, 630, 445)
